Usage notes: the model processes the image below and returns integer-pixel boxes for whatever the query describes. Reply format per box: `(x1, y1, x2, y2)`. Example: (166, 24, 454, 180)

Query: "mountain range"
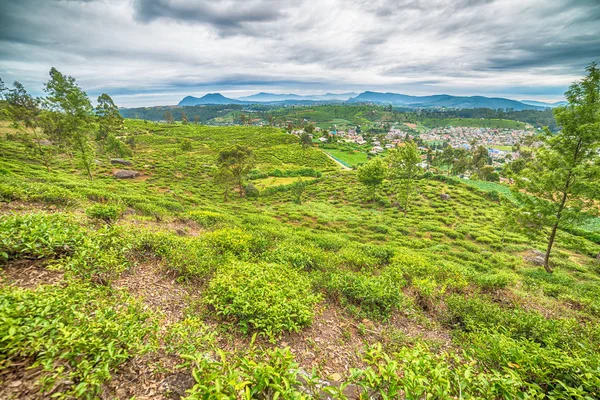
(177, 91, 564, 110)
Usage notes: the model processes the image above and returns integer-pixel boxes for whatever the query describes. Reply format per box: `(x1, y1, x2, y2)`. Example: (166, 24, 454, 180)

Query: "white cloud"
(0, 0, 597, 106)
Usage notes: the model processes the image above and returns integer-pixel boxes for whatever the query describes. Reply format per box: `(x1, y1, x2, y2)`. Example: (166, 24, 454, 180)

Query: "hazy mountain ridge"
(177, 91, 550, 110)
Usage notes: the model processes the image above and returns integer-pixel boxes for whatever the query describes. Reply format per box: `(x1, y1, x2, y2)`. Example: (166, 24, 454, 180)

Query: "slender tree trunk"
(543, 222, 559, 273)
(544, 185, 570, 273)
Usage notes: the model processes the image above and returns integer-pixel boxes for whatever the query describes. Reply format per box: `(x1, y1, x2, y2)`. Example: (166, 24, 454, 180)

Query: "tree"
(290, 178, 307, 204)
(471, 145, 490, 177)
(213, 167, 234, 202)
(357, 156, 387, 201)
(193, 115, 200, 124)
(514, 63, 600, 273)
(181, 110, 188, 124)
(95, 93, 122, 141)
(0, 80, 55, 171)
(43, 68, 95, 179)
(387, 142, 422, 216)
(216, 145, 255, 197)
(163, 110, 174, 124)
(299, 132, 312, 148)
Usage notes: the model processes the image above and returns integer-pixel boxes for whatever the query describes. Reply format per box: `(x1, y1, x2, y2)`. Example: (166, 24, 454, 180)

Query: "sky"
(1, 0, 599, 107)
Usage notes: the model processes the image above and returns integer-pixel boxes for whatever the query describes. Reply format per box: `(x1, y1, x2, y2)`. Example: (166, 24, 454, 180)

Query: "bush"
(186, 210, 229, 228)
(86, 204, 123, 224)
(324, 270, 405, 320)
(0, 213, 83, 263)
(205, 262, 321, 339)
(185, 346, 306, 399)
(180, 138, 193, 151)
(0, 283, 154, 398)
(244, 182, 260, 198)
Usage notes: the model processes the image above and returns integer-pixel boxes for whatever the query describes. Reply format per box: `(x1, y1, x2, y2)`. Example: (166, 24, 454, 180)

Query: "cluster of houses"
(418, 127, 533, 150)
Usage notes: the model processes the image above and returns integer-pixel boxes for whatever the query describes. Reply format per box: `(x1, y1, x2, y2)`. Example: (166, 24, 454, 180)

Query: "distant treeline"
(410, 108, 558, 131)
(119, 103, 558, 131)
(119, 104, 244, 123)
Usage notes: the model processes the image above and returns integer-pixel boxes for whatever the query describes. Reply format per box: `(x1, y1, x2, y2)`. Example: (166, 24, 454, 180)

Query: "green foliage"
(0, 284, 154, 399)
(514, 63, 600, 272)
(357, 156, 387, 200)
(205, 262, 321, 339)
(323, 269, 406, 320)
(184, 345, 306, 399)
(86, 203, 123, 224)
(0, 213, 83, 263)
(180, 138, 193, 151)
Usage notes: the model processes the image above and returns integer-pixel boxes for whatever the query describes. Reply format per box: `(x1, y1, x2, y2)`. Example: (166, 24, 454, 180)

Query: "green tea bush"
(202, 227, 253, 258)
(324, 270, 405, 320)
(64, 226, 132, 282)
(185, 346, 306, 399)
(86, 204, 123, 224)
(0, 213, 83, 263)
(185, 210, 230, 228)
(205, 262, 321, 338)
(0, 284, 154, 398)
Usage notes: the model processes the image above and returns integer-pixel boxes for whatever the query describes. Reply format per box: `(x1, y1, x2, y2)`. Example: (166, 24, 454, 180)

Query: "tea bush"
(0, 213, 83, 263)
(184, 345, 306, 399)
(86, 203, 123, 224)
(205, 262, 321, 338)
(323, 270, 406, 320)
(0, 284, 154, 398)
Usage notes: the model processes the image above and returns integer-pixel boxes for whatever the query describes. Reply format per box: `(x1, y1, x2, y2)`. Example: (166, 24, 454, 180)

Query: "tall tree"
(471, 145, 490, 178)
(43, 67, 95, 179)
(95, 93, 123, 141)
(216, 145, 255, 197)
(514, 63, 600, 273)
(357, 156, 387, 201)
(387, 142, 422, 216)
(0, 80, 55, 171)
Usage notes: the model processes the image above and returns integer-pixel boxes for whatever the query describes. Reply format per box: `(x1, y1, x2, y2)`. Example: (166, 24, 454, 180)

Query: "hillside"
(178, 93, 242, 106)
(1, 120, 599, 398)
(347, 91, 543, 110)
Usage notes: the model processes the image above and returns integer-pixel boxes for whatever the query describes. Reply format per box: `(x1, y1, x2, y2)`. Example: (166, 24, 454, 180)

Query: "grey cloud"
(132, 0, 287, 35)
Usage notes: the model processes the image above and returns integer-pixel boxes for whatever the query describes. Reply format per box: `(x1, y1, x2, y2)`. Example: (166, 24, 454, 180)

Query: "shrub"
(244, 182, 260, 198)
(205, 262, 321, 339)
(324, 270, 405, 320)
(186, 210, 229, 228)
(0, 283, 154, 398)
(0, 213, 83, 263)
(180, 138, 193, 151)
(185, 346, 306, 399)
(86, 204, 123, 224)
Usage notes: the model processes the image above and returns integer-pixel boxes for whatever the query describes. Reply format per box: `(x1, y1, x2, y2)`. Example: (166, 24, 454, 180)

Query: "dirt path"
(321, 150, 352, 171)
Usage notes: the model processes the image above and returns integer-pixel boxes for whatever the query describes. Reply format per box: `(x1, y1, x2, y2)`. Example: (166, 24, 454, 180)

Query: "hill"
(239, 92, 358, 102)
(521, 99, 568, 108)
(1, 119, 599, 398)
(348, 91, 543, 110)
(178, 93, 242, 106)
(174, 91, 547, 110)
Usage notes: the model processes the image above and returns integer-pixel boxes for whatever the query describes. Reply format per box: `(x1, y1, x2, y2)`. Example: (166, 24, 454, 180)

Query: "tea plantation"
(1, 120, 599, 399)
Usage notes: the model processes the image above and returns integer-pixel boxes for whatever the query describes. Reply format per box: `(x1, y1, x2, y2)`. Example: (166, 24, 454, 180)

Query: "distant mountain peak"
(178, 93, 241, 106)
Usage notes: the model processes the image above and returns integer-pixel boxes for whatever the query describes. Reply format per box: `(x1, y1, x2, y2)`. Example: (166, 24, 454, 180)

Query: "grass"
(322, 148, 369, 167)
(1, 119, 599, 398)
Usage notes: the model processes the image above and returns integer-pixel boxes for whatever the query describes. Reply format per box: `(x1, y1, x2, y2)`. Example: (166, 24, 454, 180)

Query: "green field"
(1, 119, 599, 398)
(321, 148, 369, 167)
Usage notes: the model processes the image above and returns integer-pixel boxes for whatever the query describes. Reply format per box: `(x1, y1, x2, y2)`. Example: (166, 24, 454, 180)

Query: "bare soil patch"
(113, 260, 198, 325)
(1, 259, 64, 289)
(0, 359, 44, 400)
(101, 353, 194, 400)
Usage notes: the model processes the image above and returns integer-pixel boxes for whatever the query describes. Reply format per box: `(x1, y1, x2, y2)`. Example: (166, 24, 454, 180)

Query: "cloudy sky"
(1, 0, 599, 107)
